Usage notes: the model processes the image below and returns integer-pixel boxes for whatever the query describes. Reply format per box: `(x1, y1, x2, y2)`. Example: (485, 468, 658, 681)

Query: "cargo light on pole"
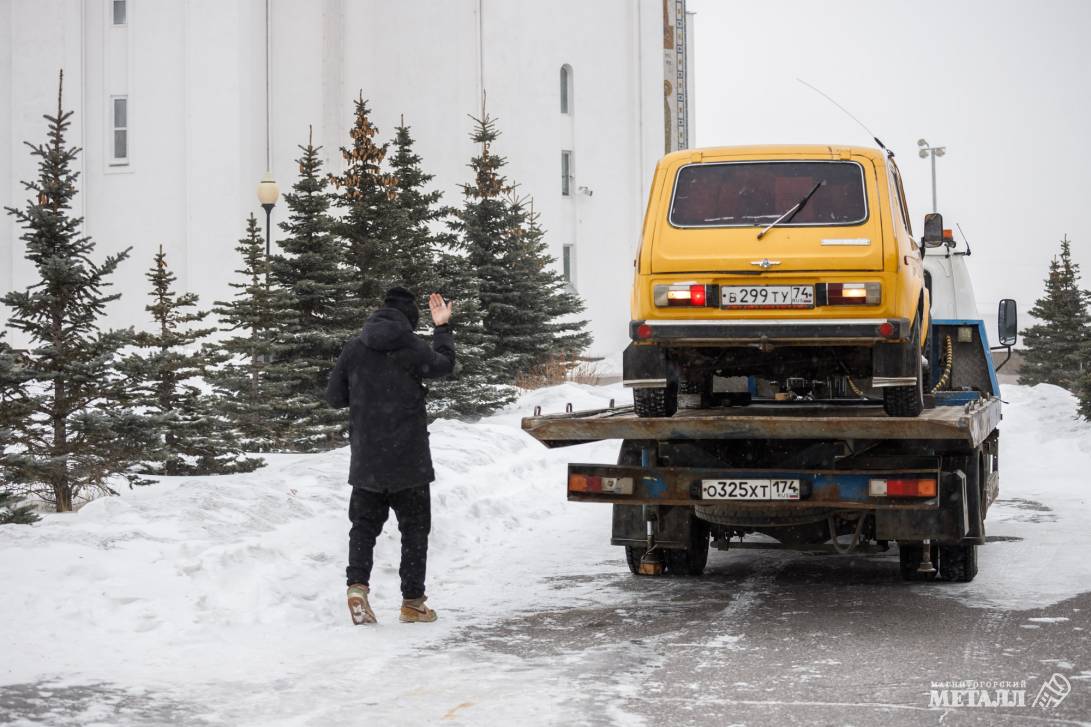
(917, 139, 946, 213)
(257, 172, 279, 257)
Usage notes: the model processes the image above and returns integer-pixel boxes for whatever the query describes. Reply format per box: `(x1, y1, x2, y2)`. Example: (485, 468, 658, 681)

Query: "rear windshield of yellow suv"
(669, 160, 868, 228)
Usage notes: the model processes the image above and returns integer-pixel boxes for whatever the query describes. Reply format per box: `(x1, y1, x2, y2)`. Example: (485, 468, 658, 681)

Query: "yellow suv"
(624, 145, 930, 417)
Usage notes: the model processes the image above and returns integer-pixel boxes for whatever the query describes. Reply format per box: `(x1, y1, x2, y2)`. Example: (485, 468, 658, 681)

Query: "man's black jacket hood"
(360, 308, 415, 351)
(327, 307, 455, 492)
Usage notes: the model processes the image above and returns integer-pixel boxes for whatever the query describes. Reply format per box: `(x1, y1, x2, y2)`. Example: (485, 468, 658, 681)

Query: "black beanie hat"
(384, 286, 420, 328)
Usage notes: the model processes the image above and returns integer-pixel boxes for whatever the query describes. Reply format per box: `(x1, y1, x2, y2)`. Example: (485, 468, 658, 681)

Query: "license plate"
(700, 479, 801, 500)
(721, 285, 814, 309)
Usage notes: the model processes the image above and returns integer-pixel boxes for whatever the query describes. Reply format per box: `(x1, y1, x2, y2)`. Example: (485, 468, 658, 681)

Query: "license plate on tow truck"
(701, 479, 801, 500)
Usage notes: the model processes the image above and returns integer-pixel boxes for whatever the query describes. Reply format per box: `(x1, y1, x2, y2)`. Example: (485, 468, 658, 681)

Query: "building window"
(560, 150, 572, 196)
(560, 64, 573, 114)
(563, 244, 575, 289)
(112, 0, 127, 26)
(111, 96, 128, 164)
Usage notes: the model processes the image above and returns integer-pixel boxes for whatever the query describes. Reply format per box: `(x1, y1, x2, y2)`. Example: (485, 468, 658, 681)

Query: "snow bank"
(934, 383, 1091, 610)
(0, 382, 629, 724)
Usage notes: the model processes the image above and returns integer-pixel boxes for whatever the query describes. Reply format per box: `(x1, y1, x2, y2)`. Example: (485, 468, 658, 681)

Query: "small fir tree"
(0, 333, 29, 452)
(449, 112, 591, 382)
(123, 247, 263, 474)
(1, 71, 156, 512)
(1019, 236, 1091, 390)
(427, 249, 517, 420)
(270, 128, 359, 450)
(503, 197, 591, 373)
(209, 215, 296, 451)
(0, 336, 38, 524)
(330, 94, 399, 312)
(387, 117, 443, 314)
(1076, 371, 1091, 420)
(447, 113, 525, 379)
(0, 490, 38, 526)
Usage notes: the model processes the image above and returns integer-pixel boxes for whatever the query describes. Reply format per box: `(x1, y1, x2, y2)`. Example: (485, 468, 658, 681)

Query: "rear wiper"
(756, 180, 825, 240)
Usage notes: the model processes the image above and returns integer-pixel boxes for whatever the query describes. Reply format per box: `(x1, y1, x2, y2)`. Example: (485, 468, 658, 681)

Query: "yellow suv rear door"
(650, 152, 885, 274)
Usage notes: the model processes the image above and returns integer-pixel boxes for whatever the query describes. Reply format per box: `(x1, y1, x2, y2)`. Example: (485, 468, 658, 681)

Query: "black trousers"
(346, 484, 431, 599)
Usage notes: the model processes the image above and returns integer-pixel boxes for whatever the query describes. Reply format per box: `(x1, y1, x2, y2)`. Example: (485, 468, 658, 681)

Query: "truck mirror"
(997, 299, 1018, 347)
(922, 213, 945, 248)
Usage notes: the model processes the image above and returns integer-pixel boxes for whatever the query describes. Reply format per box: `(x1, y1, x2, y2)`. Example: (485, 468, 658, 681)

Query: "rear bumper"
(569, 463, 940, 509)
(571, 463, 971, 546)
(629, 317, 910, 345)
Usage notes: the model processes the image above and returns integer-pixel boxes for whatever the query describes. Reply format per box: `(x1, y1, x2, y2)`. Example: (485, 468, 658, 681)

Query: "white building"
(0, 0, 694, 359)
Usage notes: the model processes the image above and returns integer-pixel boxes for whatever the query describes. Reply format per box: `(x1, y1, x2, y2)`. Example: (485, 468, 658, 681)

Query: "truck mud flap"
(622, 343, 668, 388)
(611, 504, 695, 549)
(875, 470, 969, 544)
(872, 337, 916, 385)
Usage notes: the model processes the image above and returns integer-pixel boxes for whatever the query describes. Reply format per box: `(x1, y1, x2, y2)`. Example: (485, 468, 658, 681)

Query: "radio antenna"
(797, 78, 889, 154)
(956, 223, 973, 256)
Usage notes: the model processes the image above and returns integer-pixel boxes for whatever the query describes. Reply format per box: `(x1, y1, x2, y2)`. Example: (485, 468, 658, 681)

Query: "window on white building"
(112, 0, 127, 26)
(562, 244, 575, 289)
(560, 64, 573, 114)
(111, 96, 128, 164)
(561, 150, 572, 196)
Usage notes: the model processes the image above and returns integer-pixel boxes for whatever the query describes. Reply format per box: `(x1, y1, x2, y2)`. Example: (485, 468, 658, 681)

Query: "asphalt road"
(461, 540, 1091, 726)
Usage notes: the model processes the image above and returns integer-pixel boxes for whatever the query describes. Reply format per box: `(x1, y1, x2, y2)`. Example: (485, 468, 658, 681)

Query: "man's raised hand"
(429, 293, 453, 326)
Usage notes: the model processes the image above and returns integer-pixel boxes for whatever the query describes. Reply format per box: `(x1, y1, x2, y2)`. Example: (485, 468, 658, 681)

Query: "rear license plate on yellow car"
(721, 285, 814, 309)
(701, 479, 801, 500)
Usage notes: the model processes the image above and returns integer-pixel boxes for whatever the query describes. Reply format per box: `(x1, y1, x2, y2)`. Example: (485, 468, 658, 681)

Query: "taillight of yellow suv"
(817, 282, 881, 306)
(653, 283, 714, 307)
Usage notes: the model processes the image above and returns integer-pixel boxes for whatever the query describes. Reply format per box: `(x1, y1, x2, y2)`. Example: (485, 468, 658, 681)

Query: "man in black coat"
(326, 287, 455, 625)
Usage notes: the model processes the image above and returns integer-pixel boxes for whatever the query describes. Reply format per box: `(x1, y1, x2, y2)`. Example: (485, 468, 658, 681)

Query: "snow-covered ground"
(0, 383, 1089, 725)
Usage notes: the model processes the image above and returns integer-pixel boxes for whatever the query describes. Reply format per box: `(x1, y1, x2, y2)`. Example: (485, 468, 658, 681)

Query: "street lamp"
(256, 171, 280, 257)
(917, 139, 946, 213)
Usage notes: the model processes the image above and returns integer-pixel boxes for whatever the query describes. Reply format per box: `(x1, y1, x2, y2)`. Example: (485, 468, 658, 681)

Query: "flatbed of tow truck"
(521, 395, 1003, 582)
(522, 396, 1001, 449)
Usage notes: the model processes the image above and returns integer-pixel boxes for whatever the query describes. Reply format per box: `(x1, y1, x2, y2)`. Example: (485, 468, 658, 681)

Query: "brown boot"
(399, 596, 438, 623)
(347, 584, 377, 625)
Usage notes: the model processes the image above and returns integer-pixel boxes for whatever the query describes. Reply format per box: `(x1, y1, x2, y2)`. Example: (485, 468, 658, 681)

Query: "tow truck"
(522, 214, 1018, 583)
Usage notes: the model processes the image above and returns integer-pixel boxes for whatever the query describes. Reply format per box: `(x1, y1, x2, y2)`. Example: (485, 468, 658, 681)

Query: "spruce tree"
(270, 128, 358, 451)
(387, 117, 443, 313)
(427, 249, 517, 420)
(0, 336, 38, 524)
(209, 214, 296, 451)
(2, 72, 156, 512)
(1019, 236, 1091, 390)
(0, 490, 38, 525)
(505, 197, 591, 372)
(123, 247, 263, 474)
(1077, 372, 1091, 420)
(448, 114, 525, 379)
(330, 94, 399, 312)
(449, 113, 591, 383)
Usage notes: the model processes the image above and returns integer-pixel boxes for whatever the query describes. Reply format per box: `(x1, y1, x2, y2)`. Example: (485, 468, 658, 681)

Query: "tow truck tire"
(898, 543, 940, 581)
(939, 543, 978, 583)
(883, 319, 925, 418)
(624, 521, 709, 576)
(634, 384, 678, 418)
(624, 546, 647, 575)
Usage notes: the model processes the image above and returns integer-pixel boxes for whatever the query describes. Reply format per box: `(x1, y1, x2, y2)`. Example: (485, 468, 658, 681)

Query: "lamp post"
(917, 139, 946, 213)
(256, 171, 280, 257)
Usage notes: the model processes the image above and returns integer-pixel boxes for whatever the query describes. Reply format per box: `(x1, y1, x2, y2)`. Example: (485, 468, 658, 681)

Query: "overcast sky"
(687, 0, 1091, 332)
